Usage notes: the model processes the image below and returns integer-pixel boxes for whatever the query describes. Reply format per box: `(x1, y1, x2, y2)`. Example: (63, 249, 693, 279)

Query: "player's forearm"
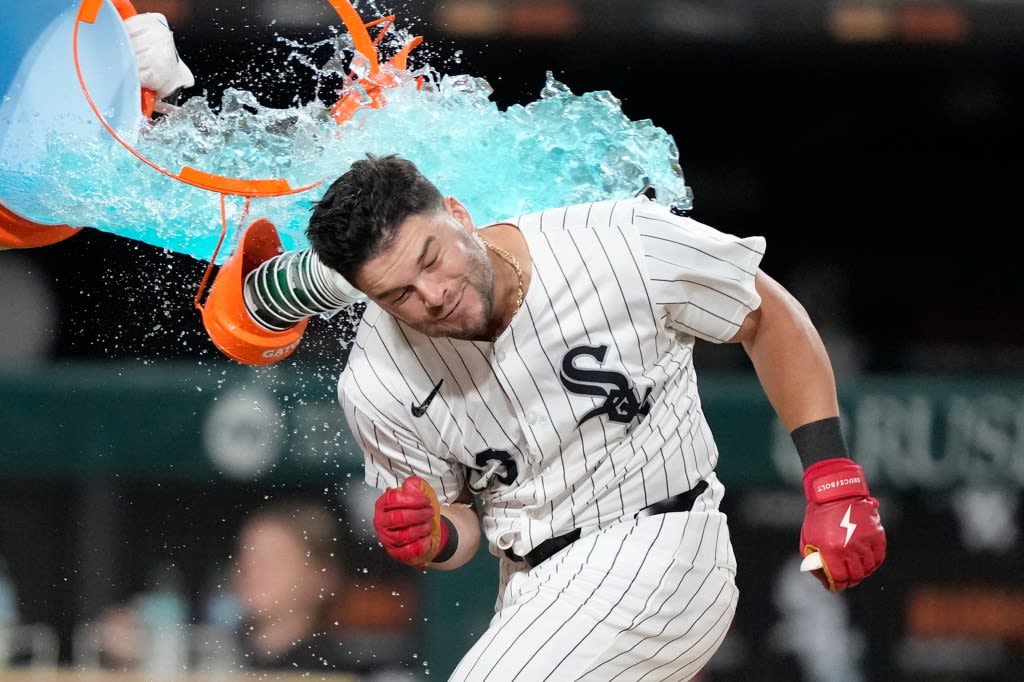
(429, 502, 482, 570)
(741, 272, 841, 432)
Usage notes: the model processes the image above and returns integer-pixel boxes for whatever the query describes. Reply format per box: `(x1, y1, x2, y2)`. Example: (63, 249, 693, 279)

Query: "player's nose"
(418, 279, 446, 312)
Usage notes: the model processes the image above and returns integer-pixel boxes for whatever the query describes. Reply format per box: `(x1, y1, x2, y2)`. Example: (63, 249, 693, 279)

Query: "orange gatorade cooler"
(0, 0, 143, 248)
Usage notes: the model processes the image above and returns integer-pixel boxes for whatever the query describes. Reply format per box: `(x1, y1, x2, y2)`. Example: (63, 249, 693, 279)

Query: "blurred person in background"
(231, 496, 350, 670)
(229, 495, 414, 679)
(97, 495, 417, 679)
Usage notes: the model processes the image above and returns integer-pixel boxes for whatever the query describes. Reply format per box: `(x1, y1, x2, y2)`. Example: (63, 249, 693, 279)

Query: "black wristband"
(433, 516, 459, 563)
(791, 416, 849, 469)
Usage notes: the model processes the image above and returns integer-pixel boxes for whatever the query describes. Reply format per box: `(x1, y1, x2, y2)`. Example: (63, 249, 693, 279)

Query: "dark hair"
(305, 153, 446, 284)
(242, 496, 348, 570)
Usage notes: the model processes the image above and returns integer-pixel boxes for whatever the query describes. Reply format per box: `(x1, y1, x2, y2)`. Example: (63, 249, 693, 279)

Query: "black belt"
(506, 480, 709, 569)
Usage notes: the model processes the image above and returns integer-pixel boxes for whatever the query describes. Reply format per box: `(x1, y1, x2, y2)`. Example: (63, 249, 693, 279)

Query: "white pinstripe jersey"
(340, 195, 765, 559)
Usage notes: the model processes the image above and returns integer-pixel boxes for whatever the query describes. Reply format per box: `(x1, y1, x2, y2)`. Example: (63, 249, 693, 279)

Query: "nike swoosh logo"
(411, 379, 444, 418)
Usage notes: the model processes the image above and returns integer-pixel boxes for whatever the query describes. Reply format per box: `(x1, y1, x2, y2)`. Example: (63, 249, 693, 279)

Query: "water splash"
(9, 41, 691, 264)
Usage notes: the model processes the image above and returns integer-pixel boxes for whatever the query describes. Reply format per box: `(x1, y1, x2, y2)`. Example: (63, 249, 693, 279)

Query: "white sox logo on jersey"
(560, 344, 652, 427)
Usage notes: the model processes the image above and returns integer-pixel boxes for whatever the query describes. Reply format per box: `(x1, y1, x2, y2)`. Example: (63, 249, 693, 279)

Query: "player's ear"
(444, 196, 474, 232)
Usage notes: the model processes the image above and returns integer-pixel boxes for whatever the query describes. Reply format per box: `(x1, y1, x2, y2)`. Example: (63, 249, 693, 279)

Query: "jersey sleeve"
(636, 200, 766, 343)
(338, 371, 469, 502)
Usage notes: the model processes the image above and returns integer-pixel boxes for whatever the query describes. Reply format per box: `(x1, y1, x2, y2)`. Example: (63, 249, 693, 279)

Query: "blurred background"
(2, 1, 1023, 680)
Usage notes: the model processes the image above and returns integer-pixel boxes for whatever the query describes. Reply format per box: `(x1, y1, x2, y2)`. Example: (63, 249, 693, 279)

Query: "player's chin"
(416, 317, 467, 339)
(430, 319, 486, 341)
(426, 305, 488, 339)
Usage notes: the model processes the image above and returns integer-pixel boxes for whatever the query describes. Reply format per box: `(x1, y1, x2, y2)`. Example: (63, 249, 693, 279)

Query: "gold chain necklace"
(480, 238, 524, 315)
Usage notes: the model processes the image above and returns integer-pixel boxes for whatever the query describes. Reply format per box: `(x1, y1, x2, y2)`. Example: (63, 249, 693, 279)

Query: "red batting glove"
(373, 476, 449, 569)
(800, 457, 886, 592)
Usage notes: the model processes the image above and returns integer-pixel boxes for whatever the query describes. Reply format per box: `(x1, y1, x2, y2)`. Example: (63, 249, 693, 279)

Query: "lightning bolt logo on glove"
(800, 458, 886, 592)
(839, 505, 857, 547)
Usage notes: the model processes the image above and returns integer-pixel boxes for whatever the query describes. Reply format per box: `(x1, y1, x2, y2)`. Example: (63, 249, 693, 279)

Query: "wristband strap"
(803, 458, 870, 503)
(432, 516, 458, 563)
(791, 416, 849, 468)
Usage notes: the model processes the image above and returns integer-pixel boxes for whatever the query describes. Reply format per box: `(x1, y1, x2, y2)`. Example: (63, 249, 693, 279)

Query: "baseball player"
(305, 154, 886, 681)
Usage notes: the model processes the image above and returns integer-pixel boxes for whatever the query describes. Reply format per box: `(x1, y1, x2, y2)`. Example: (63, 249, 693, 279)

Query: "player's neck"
(479, 225, 530, 339)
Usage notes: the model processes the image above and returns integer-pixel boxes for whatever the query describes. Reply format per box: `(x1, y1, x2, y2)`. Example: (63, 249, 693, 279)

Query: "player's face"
(355, 197, 497, 340)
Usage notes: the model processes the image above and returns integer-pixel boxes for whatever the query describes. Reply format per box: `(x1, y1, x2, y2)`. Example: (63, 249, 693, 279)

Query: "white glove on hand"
(124, 13, 194, 100)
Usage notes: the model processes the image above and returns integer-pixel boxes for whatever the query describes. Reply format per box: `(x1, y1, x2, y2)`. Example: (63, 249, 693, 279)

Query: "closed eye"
(392, 287, 412, 305)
